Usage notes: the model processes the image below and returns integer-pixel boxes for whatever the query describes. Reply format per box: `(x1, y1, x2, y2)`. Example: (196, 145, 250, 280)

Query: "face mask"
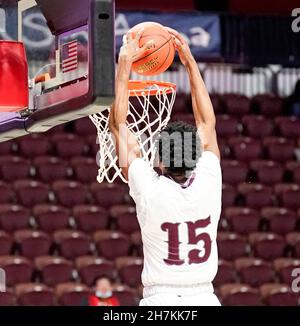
(96, 290, 112, 299)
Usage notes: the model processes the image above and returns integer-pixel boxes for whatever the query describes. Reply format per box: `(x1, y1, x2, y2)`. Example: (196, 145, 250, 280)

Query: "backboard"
(0, 0, 115, 142)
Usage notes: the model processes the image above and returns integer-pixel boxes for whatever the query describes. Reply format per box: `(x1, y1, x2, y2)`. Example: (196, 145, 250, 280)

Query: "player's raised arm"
(109, 30, 154, 180)
(167, 28, 220, 160)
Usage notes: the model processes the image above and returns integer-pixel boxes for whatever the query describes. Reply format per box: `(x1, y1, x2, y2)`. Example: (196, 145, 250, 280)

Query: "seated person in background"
(85, 276, 120, 306)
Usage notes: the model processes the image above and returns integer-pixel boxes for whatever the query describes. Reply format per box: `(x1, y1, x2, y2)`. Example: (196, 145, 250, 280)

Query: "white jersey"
(128, 151, 222, 288)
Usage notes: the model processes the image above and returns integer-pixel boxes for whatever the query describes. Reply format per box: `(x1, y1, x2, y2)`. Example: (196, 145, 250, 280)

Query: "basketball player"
(109, 28, 221, 306)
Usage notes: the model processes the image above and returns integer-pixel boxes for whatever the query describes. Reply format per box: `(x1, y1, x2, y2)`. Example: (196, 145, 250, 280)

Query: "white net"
(90, 81, 176, 183)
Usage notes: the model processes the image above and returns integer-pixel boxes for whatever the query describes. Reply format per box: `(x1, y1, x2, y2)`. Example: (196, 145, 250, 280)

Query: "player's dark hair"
(157, 121, 202, 177)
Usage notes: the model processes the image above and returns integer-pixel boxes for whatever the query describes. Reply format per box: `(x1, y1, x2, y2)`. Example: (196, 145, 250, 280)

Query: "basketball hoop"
(90, 80, 176, 183)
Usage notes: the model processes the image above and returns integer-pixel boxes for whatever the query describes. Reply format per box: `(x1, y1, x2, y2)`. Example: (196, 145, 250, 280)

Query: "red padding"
(0, 41, 29, 112)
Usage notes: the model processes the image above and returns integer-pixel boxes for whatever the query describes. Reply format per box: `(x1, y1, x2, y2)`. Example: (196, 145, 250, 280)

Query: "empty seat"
(0, 231, 13, 255)
(0, 204, 31, 232)
(219, 284, 261, 306)
(70, 157, 98, 183)
(90, 183, 128, 208)
(94, 231, 131, 260)
(0, 256, 33, 286)
(249, 232, 286, 261)
(14, 180, 50, 207)
(0, 140, 16, 155)
(116, 256, 143, 288)
(73, 205, 109, 233)
(221, 94, 251, 116)
(217, 233, 248, 261)
(216, 115, 240, 137)
(112, 284, 138, 306)
(275, 184, 300, 209)
(0, 182, 15, 203)
(110, 205, 140, 234)
(234, 258, 274, 287)
(15, 283, 54, 306)
(222, 184, 237, 208)
(35, 256, 73, 286)
(52, 133, 87, 158)
(0, 290, 16, 306)
(171, 113, 195, 125)
(264, 137, 295, 162)
(218, 138, 231, 159)
(250, 160, 284, 185)
(54, 230, 93, 259)
(252, 94, 283, 116)
(229, 137, 261, 161)
(34, 156, 70, 182)
(33, 204, 70, 233)
(130, 231, 143, 257)
(52, 181, 89, 208)
(213, 260, 236, 287)
(286, 232, 300, 258)
(74, 117, 96, 136)
(0, 156, 31, 181)
(221, 160, 248, 185)
(274, 258, 300, 284)
(238, 184, 273, 209)
(286, 161, 300, 184)
(242, 115, 274, 138)
(260, 283, 299, 306)
(86, 135, 99, 157)
(261, 207, 297, 235)
(18, 134, 50, 157)
(75, 256, 116, 286)
(56, 283, 90, 306)
(225, 207, 260, 234)
(276, 116, 300, 139)
(14, 230, 52, 259)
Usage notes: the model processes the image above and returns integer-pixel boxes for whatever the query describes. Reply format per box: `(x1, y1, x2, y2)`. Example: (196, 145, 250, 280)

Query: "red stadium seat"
(94, 230, 131, 260)
(217, 138, 231, 159)
(234, 258, 274, 287)
(275, 184, 300, 209)
(251, 94, 283, 116)
(35, 256, 74, 286)
(75, 256, 116, 286)
(221, 160, 248, 184)
(0, 256, 33, 286)
(54, 230, 93, 259)
(286, 161, 300, 184)
(261, 207, 297, 235)
(14, 180, 50, 207)
(86, 135, 99, 157)
(33, 204, 70, 233)
(18, 134, 50, 157)
(216, 115, 240, 137)
(171, 113, 195, 125)
(213, 260, 236, 287)
(276, 117, 300, 139)
(274, 258, 300, 284)
(286, 233, 300, 258)
(0, 204, 31, 232)
(130, 231, 143, 257)
(116, 256, 143, 288)
(225, 207, 261, 234)
(14, 230, 52, 259)
(260, 283, 299, 306)
(242, 115, 274, 138)
(112, 284, 138, 306)
(0, 231, 13, 255)
(0, 156, 31, 181)
(221, 94, 251, 116)
(70, 157, 98, 183)
(56, 283, 90, 306)
(229, 137, 261, 161)
(171, 94, 190, 114)
(264, 137, 295, 162)
(0, 140, 16, 155)
(74, 117, 96, 136)
(222, 184, 237, 208)
(34, 156, 70, 182)
(250, 160, 284, 185)
(110, 205, 140, 234)
(0, 290, 16, 306)
(219, 284, 261, 306)
(238, 183, 274, 209)
(0, 182, 15, 203)
(73, 205, 109, 233)
(249, 232, 286, 261)
(217, 233, 248, 261)
(52, 133, 87, 158)
(52, 181, 89, 208)
(15, 283, 54, 306)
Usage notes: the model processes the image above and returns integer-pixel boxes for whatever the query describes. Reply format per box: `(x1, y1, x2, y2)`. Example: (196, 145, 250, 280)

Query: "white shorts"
(140, 283, 221, 306)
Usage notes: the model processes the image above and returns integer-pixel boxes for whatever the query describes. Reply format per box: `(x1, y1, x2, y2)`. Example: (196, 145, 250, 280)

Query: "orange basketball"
(127, 22, 175, 76)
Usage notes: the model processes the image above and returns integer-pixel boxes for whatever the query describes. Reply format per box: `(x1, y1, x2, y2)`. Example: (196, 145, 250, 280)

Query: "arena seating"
(0, 93, 299, 306)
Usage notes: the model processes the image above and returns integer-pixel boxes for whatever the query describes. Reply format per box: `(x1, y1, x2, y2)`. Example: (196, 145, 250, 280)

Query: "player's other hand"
(119, 28, 155, 64)
(166, 27, 195, 67)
